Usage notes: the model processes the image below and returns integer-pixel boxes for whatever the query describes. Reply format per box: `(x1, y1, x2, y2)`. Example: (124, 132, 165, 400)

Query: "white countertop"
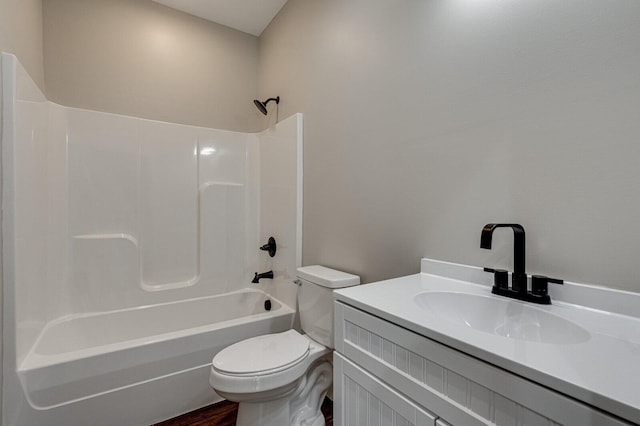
(334, 259, 640, 425)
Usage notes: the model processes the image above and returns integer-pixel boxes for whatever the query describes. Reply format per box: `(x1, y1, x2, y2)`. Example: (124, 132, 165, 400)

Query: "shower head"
(253, 96, 280, 115)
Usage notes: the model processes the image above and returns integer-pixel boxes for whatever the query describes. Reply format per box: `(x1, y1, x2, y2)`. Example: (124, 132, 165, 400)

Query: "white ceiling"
(151, 0, 288, 36)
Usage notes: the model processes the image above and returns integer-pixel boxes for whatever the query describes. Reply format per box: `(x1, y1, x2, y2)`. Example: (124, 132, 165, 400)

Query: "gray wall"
(0, 0, 45, 91)
(259, 0, 640, 292)
(43, 0, 260, 132)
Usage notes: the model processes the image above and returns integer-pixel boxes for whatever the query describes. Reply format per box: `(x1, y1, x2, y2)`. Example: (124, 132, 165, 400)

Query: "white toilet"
(209, 265, 360, 426)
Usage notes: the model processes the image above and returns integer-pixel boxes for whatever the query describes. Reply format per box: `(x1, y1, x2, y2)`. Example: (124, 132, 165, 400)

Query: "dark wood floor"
(154, 398, 333, 426)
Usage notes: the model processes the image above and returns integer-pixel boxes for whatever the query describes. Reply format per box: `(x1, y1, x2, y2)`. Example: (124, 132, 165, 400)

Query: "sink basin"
(414, 291, 590, 344)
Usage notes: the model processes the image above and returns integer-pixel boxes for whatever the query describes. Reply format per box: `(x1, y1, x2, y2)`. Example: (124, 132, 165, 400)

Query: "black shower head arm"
(263, 96, 280, 106)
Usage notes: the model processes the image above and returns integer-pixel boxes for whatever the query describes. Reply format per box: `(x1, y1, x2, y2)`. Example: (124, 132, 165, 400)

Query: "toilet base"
(235, 361, 332, 426)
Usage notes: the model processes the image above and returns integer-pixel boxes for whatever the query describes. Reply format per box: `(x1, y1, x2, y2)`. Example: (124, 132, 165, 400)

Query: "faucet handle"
(259, 237, 277, 257)
(484, 267, 509, 290)
(531, 275, 563, 296)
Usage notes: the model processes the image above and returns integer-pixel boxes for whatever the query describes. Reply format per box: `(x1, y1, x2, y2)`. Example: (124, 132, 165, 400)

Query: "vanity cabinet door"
(334, 352, 437, 426)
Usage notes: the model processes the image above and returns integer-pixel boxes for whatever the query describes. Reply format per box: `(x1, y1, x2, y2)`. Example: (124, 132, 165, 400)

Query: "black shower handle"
(259, 237, 276, 257)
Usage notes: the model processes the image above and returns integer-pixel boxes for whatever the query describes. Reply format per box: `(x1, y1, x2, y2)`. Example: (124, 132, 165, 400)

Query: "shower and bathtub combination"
(1, 53, 303, 425)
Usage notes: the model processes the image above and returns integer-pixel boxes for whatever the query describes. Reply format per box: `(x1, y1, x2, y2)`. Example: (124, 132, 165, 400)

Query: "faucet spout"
(252, 270, 274, 284)
(481, 223, 526, 292)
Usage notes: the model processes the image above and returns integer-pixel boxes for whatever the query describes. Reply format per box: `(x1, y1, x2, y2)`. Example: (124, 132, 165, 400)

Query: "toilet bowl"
(210, 331, 331, 426)
(209, 266, 360, 426)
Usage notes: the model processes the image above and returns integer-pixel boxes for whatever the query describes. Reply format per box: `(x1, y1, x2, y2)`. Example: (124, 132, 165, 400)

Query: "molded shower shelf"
(73, 233, 138, 245)
(199, 181, 245, 190)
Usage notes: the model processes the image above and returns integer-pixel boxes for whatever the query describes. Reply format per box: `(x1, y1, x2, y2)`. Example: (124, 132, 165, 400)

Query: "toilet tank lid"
(296, 265, 360, 288)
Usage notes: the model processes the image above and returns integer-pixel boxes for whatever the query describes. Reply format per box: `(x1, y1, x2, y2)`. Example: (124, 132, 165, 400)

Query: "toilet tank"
(296, 265, 360, 348)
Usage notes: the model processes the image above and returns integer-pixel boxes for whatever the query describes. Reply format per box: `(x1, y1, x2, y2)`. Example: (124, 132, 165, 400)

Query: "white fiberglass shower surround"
(1, 53, 303, 425)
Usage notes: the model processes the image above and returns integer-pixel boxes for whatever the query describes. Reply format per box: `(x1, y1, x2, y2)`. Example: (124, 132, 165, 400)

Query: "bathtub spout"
(252, 271, 274, 283)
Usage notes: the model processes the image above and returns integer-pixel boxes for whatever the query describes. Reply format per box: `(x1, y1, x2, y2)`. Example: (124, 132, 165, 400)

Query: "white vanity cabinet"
(333, 301, 632, 426)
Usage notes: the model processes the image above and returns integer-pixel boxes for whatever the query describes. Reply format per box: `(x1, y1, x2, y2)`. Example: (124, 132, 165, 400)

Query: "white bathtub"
(15, 289, 294, 425)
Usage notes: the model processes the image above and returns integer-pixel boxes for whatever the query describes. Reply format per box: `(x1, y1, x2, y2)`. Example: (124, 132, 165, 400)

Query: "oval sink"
(414, 291, 590, 344)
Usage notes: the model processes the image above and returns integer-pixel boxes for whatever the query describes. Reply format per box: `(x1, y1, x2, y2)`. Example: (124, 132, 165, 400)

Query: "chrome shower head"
(253, 96, 280, 115)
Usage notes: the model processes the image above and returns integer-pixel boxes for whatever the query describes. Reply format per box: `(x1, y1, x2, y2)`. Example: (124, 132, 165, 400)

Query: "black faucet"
(481, 223, 562, 304)
(252, 271, 274, 284)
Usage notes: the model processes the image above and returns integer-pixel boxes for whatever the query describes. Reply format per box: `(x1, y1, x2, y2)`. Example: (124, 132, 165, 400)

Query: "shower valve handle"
(259, 237, 277, 257)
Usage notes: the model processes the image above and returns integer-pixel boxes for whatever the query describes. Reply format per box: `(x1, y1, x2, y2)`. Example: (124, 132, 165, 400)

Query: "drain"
(264, 299, 272, 311)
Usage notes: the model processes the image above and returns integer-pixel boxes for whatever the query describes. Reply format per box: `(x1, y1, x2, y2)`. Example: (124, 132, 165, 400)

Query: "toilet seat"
(210, 332, 330, 397)
(213, 330, 310, 376)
